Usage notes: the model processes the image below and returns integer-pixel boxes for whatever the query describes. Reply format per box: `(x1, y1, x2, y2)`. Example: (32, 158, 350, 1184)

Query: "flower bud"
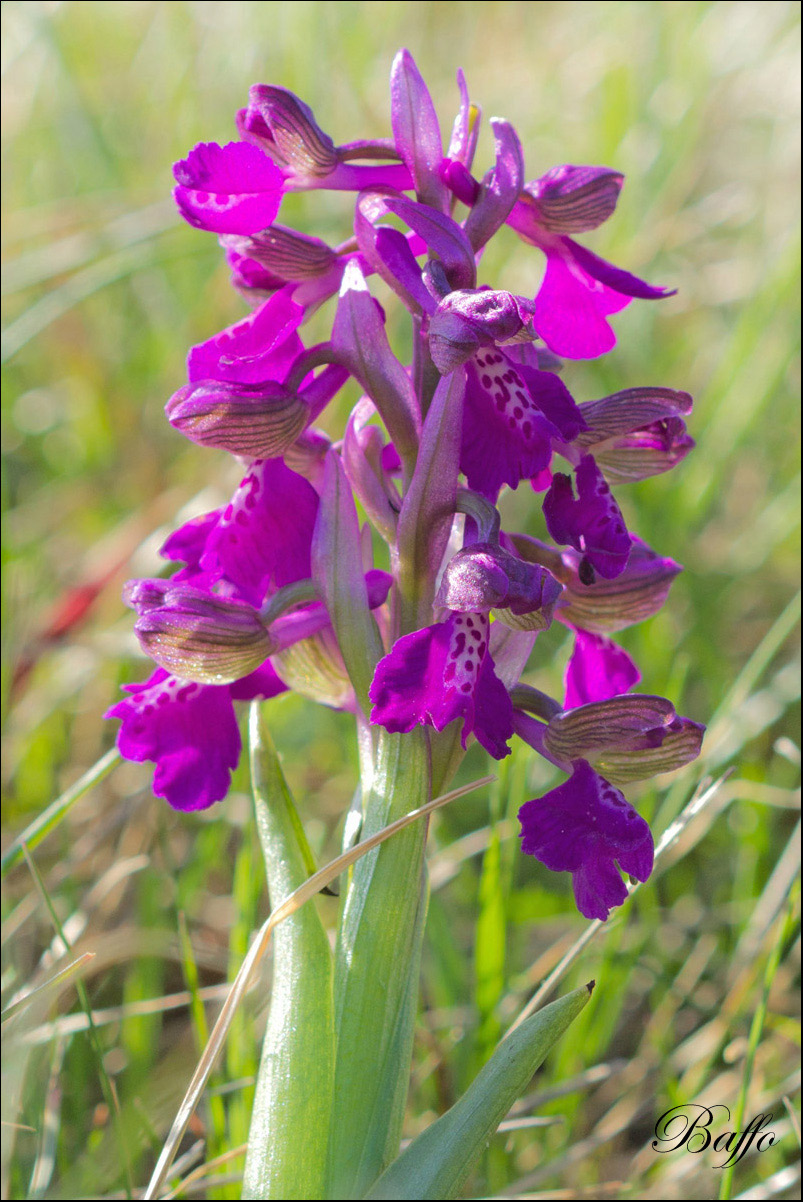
(240, 85, 338, 179)
(133, 586, 272, 685)
(166, 380, 309, 458)
(463, 118, 524, 251)
(524, 165, 624, 233)
(343, 398, 400, 544)
(428, 288, 535, 374)
(436, 542, 563, 631)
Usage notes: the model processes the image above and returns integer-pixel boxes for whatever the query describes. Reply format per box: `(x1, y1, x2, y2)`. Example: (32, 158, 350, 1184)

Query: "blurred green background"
(2, 2, 800, 1199)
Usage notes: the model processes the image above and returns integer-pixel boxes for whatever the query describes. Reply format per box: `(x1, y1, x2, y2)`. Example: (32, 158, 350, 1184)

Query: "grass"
(2, 1, 800, 1198)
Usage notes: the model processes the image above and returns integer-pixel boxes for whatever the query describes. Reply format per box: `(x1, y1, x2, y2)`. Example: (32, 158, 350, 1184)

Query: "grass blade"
(2, 748, 121, 876)
(1, 952, 95, 1023)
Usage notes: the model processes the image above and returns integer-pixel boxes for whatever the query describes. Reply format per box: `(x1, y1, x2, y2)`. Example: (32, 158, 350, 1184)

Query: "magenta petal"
(461, 353, 554, 499)
(201, 458, 319, 605)
(105, 669, 240, 811)
(518, 760, 653, 920)
(369, 612, 512, 758)
(472, 651, 516, 758)
(564, 630, 640, 708)
(515, 363, 587, 443)
(543, 455, 631, 579)
(566, 239, 674, 301)
(173, 141, 285, 235)
(160, 510, 222, 574)
(187, 286, 305, 385)
(534, 248, 623, 359)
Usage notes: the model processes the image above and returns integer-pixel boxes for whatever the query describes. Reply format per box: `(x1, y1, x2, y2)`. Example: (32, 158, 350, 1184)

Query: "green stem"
(326, 729, 432, 1199)
(243, 704, 335, 1200)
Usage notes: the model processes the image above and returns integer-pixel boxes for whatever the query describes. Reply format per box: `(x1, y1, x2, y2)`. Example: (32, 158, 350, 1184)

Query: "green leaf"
(367, 983, 595, 1201)
(326, 728, 432, 1199)
(242, 703, 335, 1200)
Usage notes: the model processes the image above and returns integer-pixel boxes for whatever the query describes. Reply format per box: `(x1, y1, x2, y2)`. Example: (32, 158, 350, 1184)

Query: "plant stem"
(326, 728, 432, 1199)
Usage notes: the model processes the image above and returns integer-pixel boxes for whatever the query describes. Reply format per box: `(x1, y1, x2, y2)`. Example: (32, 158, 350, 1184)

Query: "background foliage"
(2, 2, 800, 1198)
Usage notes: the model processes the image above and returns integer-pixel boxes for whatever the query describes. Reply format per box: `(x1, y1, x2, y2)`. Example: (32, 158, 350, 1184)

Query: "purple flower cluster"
(107, 51, 703, 921)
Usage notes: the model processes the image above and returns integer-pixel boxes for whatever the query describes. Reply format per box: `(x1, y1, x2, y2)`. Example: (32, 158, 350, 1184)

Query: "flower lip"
(172, 141, 285, 236)
(369, 610, 514, 759)
(543, 455, 632, 580)
(518, 759, 654, 921)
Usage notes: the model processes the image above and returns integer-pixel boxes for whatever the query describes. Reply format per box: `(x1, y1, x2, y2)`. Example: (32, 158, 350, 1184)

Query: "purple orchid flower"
(355, 193, 588, 501)
(543, 454, 632, 580)
(442, 155, 673, 360)
(369, 611, 513, 759)
(187, 285, 305, 386)
(174, 85, 415, 238)
(105, 664, 287, 812)
(573, 386, 695, 483)
(507, 165, 675, 359)
(518, 759, 654, 921)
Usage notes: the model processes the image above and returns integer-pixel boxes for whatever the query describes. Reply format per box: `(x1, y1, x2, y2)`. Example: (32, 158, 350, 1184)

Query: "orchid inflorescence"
(107, 50, 703, 923)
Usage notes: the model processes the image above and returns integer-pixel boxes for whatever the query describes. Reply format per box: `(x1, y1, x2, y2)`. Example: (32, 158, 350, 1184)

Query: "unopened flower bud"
(428, 288, 535, 374)
(390, 49, 448, 212)
(132, 585, 272, 685)
(240, 85, 339, 179)
(436, 542, 562, 631)
(166, 380, 309, 458)
(524, 165, 624, 233)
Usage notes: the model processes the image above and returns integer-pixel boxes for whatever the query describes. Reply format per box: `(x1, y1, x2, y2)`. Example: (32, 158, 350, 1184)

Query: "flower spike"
(113, 48, 703, 940)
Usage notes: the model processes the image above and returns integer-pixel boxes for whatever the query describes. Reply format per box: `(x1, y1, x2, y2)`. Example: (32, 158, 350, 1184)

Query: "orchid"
(105, 49, 703, 1199)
